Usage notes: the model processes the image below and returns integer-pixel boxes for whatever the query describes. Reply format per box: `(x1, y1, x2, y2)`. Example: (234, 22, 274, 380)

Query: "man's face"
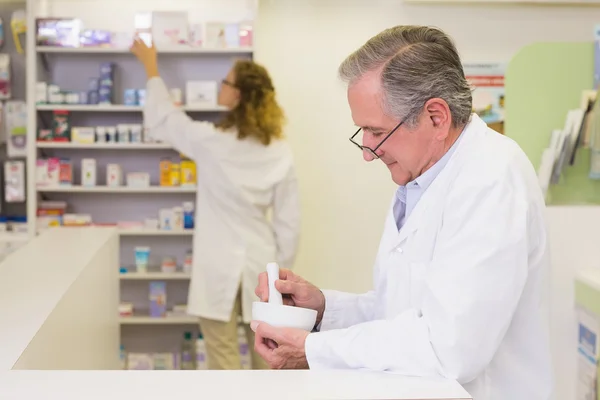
(347, 70, 446, 186)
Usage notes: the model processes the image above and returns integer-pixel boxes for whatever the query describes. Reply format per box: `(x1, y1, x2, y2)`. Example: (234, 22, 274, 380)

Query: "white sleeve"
(305, 173, 530, 384)
(144, 77, 218, 159)
(272, 164, 301, 270)
(318, 290, 377, 331)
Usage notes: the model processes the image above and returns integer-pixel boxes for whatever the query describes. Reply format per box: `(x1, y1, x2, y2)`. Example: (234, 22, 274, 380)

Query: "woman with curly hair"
(131, 38, 300, 370)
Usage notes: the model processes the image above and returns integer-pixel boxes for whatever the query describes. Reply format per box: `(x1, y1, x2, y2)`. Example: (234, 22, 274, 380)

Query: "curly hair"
(216, 60, 285, 146)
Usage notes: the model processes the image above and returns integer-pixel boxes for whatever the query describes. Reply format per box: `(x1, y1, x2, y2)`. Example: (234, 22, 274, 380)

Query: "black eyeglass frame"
(349, 117, 405, 159)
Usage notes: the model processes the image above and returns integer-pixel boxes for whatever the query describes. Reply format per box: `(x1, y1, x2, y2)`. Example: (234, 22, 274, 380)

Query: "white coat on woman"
(305, 114, 553, 400)
(143, 76, 301, 323)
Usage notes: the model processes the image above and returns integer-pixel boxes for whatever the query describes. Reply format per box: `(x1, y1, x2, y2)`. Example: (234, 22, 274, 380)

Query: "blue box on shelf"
(149, 281, 167, 318)
(124, 89, 138, 106)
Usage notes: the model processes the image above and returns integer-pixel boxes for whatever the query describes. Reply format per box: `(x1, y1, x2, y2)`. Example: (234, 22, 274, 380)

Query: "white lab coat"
(144, 77, 301, 323)
(305, 114, 553, 400)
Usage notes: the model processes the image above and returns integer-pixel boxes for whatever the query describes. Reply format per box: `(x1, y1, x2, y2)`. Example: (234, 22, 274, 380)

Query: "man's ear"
(424, 98, 452, 140)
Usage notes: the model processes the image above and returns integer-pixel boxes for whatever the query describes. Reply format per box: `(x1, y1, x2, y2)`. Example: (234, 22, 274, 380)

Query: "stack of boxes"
(97, 62, 115, 105)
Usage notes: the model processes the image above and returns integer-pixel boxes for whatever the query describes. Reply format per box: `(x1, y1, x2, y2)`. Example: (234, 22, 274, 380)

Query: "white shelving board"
(37, 186, 197, 193)
(120, 272, 191, 280)
(119, 316, 198, 325)
(37, 142, 173, 150)
(36, 104, 228, 112)
(27, 16, 254, 354)
(36, 46, 254, 54)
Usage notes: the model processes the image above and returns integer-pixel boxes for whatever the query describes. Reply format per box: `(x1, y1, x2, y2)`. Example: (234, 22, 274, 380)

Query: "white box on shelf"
(106, 164, 122, 187)
(159, 208, 173, 230)
(126, 172, 150, 188)
(150, 11, 189, 48)
(35, 82, 47, 104)
(186, 81, 217, 107)
(71, 126, 95, 144)
(81, 159, 97, 186)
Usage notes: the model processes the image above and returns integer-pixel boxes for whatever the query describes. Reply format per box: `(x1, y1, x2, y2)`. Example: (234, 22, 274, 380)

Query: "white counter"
(576, 268, 600, 292)
(0, 227, 120, 370)
(0, 370, 471, 399)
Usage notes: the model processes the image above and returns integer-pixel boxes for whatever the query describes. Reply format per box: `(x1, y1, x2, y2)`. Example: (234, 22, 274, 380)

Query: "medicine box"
(106, 163, 122, 187)
(71, 126, 95, 144)
(126, 172, 150, 188)
(185, 81, 217, 107)
(81, 158, 97, 186)
(149, 281, 167, 317)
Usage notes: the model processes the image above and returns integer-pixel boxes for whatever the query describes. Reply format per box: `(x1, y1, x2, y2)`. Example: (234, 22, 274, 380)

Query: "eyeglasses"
(349, 118, 405, 159)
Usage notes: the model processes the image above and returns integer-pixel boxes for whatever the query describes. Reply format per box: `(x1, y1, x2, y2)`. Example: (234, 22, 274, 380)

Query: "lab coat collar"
(391, 114, 484, 248)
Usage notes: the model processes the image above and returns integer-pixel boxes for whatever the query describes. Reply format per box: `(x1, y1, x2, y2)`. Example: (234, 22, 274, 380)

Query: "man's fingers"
(252, 321, 287, 345)
(275, 279, 301, 296)
(254, 328, 273, 363)
(282, 297, 294, 306)
(255, 272, 269, 301)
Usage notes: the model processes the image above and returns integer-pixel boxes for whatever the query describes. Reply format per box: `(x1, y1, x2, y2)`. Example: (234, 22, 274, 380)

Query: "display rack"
(504, 41, 600, 205)
(25, 15, 253, 363)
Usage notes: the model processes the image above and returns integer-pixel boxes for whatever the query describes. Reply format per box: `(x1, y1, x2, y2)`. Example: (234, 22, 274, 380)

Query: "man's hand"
(251, 321, 310, 369)
(255, 268, 326, 326)
(130, 36, 159, 78)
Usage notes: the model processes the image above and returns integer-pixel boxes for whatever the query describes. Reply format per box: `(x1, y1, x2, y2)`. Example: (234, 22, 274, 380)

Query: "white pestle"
(266, 262, 283, 306)
(252, 261, 318, 331)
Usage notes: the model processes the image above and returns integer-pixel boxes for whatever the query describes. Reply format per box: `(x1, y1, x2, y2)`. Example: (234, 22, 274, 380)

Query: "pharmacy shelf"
(36, 142, 173, 150)
(36, 46, 253, 54)
(36, 104, 227, 112)
(118, 229, 194, 236)
(36, 186, 196, 194)
(120, 272, 191, 280)
(119, 315, 198, 325)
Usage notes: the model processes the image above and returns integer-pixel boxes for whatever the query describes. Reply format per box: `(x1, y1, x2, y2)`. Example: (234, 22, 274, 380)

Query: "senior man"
(252, 25, 552, 400)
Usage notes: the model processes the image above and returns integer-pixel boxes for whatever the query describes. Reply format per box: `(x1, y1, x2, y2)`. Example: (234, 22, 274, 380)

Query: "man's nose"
(363, 148, 377, 162)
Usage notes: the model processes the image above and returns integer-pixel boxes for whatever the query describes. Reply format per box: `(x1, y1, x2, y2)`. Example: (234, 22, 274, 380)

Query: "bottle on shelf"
(196, 332, 207, 370)
(238, 326, 251, 370)
(181, 331, 196, 370)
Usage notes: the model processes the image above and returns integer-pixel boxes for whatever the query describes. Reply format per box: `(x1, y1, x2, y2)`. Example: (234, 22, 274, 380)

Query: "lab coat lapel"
(390, 114, 482, 251)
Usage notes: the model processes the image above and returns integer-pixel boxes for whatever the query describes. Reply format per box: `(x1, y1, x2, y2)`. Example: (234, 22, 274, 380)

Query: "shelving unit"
(25, 9, 254, 360)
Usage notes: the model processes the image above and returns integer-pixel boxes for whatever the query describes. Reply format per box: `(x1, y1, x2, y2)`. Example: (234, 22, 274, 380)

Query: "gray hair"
(338, 25, 472, 129)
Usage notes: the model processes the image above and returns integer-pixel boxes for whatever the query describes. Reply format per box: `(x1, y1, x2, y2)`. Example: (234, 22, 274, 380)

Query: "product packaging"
(159, 158, 171, 186)
(126, 172, 150, 188)
(58, 158, 72, 186)
(95, 126, 107, 142)
(183, 249, 193, 273)
(51, 110, 71, 141)
(180, 158, 196, 187)
(71, 126, 95, 143)
(172, 206, 183, 230)
(185, 80, 217, 107)
(183, 201, 194, 229)
(81, 158, 96, 186)
(106, 163, 122, 186)
(117, 124, 130, 142)
(149, 281, 166, 317)
(124, 89, 137, 106)
(169, 163, 180, 186)
(161, 256, 177, 273)
(159, 208, 173, 230)
(3, 160, 25, 202)
(135, 246, 150, 273)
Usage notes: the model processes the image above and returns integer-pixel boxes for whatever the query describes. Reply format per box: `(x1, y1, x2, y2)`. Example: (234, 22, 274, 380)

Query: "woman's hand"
(130, 36, 159, 78)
